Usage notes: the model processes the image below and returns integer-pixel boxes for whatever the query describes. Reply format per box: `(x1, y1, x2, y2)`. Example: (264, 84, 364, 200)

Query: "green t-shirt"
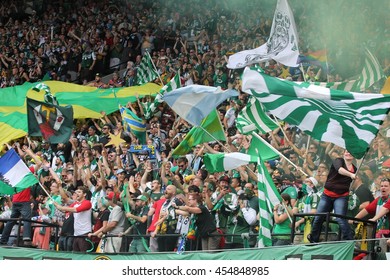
(273, 208, 292, 239)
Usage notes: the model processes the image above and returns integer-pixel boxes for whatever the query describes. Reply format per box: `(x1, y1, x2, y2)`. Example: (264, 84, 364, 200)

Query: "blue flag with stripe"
(119, 105, 146, 144)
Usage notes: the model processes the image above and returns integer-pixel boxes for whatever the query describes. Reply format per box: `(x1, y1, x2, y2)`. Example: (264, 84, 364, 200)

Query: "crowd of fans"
(0, 0, 389, 256)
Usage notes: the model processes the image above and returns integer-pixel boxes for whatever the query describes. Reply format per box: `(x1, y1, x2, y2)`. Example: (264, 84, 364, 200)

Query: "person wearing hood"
(293, 177, 320, 243)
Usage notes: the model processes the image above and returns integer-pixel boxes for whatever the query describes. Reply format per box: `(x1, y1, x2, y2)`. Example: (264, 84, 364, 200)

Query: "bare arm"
(338, 167, 356, 180)
(369, 207, 389, 222)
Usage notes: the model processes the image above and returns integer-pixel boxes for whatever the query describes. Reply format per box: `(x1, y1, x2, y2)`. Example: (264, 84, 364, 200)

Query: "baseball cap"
(184, 174, 196, 184)
(218, 175, 230, 183)
(188, 185, 200, 193)
(382, 158, 390, 168)
(59, 155, 66, 163)
(116, 168, 125, 175)
(135, 195, 148, 202)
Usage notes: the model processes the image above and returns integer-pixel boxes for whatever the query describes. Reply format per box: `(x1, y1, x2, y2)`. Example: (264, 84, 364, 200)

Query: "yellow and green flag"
(172, 110, 226, 156)
(0, 81, 161, 147)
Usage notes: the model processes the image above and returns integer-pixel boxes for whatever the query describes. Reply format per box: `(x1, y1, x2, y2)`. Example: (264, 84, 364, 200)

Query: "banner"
(0, 241, 354, 260)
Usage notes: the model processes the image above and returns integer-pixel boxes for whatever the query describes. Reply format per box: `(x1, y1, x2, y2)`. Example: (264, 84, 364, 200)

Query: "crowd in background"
(0, 0, 388, 88)
(0, 0, 389, 255)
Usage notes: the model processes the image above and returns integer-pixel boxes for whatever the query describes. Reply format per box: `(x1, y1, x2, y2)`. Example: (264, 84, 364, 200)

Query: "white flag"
(227, 0, 299, 69)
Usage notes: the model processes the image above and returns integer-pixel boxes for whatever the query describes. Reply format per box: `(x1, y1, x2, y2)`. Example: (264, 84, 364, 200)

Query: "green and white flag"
(203, 152, 257, 173)
(311, 80, 358, 92)
(257, 152, 282, 248)
(32, 82, 58, 105)
(242, 67, 390, 159)
(144, 71, 181, 119)
(32, 83, 51, 94)
(136, 52, 159, 85)
(236, 96, 278, 135)
(310, 48, 386, 93)
(354, 48, 386, 92)
(247, 133, 280, 161)
(160, 71, 181, 93)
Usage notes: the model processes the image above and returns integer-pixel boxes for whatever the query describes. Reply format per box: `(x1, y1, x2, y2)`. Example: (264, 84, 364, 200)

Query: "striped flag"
(32, 83, 51, 94)
(33, 83, 58, 105)
(203, 152, 258, 173)
(160, 71, 182, 93)
(354, 48, 386, 92)
(310, 48, 386, 93)
(310, 80, 358, 92)
(0, 149, 38, 195)
(136, 52, 159, 85)
(162, 85, 239, 126)
(236, 97, 278, 135)
(119, 105, 146, 144)
(227, 0, 299, 69)
(257, 152, 282, 247)
(144, 71, 181, 120)
(242, 67, 390, 159)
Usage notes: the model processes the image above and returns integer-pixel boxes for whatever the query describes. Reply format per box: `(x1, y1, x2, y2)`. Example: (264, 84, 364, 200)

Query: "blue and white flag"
(0, 149, 38, 195)
(162, 85, 239, 126)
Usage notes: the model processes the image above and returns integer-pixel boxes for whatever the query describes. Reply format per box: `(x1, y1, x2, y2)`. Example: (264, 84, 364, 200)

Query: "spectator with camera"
(225, 193, 257, 249)
(212, 175, 238, 233)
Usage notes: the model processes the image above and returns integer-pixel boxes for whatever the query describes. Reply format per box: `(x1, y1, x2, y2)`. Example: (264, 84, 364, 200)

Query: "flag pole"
(303, 135, 311, 165)
(299, 63, 307, 82)
(270, 115, 309, 176)
(38, 181, 54, 201)
(251, 131, 308, 177)
(146, 51, 164, 86)
(325, 48, 330, 79)
(272, 115, 290, 141)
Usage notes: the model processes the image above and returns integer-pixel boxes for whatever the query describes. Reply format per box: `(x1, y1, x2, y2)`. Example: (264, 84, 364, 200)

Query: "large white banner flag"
(227, 0, 299, 69)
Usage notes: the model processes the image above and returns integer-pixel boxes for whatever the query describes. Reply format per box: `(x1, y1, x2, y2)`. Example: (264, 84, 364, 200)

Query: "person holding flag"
(307, 150, 356, 243)
(0, 147, 41, 247)
(272, 193, 293, 246)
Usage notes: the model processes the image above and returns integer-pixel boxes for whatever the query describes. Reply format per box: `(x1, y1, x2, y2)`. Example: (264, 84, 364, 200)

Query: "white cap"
(308, 177, 318, 187)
